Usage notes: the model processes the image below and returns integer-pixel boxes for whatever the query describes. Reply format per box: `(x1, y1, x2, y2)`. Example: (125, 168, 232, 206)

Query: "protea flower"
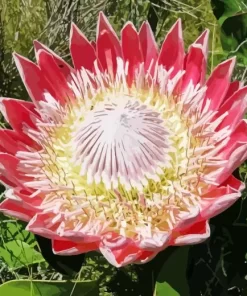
(1, 12, 247, 268)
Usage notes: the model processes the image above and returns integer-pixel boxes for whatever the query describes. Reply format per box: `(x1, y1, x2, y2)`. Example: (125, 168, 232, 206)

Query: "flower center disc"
(73, 98, 169, 190)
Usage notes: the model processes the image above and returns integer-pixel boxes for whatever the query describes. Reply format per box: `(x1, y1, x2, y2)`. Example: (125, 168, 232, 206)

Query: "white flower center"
(73, 98, 169, 190)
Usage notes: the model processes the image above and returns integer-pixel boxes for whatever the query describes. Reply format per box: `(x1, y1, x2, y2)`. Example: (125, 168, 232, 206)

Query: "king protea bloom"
(0, 12, 247, 268)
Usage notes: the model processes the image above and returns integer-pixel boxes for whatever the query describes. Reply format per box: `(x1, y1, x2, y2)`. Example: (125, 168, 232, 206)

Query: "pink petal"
(203, 57, 236, 111)
(96, 12, 121, 75)
(0, 189, 41, 220)
(121, 22, 143, 85)
(0, 98, 37, 130)
(182, 45, 205, 89)
(37, 50, 75, 104)
(27, 212, 100, 242)
(216, 87, 247, 132)
(27, 212, 67, 240)
(135, 250, 157, 264)
(14, 100, 38, 114)
(0, 98, 39, 147)
(194, 29, 209, 52)
(0, 153, 28, 187)
(224, 81, 240, 101)
(52, 239, 99, 255)
(171, 220, 210, 245)
(70, 23, 97, 72)
(182, 29, 209, 88)
(209, 120, 247, 186)
(5, 188, 42, 209)
(194, 29, 209, 66)
(137, 231, 170, 250)
(96, 30, 121, 77)
(33, 40, 73, 79)
(217, 85, 247, 120)
(0, 175, 16, 187)
(97, 12, 119, 41)
(0, 199, 33, 221)
(214, 140, 247, 186)
(100, 238, 143, 267)
(158, 19, 184, 77)
(176, 206, 201, 231)
(0, 130, 27, 154)
(91, 40, 96, 50)
(200, 174, 244, 220)
(13, 53, 56, 106)
(218, 120, 247, 159)
(139, 21, 158, 75)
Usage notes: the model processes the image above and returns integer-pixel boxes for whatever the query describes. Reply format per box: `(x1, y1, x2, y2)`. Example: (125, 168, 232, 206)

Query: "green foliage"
(0, 240, 44, 270)
(1, 0, 47, 55)
(0, 279, 98, 295)
(0, 218, 36, 246)
(211, 0, 247, 80)
(156, 283, 179, 296)
(0, 216, 45, 269)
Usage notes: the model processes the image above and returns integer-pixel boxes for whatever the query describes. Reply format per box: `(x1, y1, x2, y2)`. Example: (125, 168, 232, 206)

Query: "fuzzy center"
(73, 98, 169, 190)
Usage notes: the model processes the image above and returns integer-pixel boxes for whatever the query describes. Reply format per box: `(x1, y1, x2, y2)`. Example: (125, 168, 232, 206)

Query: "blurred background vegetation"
(0, 0, 247, 295)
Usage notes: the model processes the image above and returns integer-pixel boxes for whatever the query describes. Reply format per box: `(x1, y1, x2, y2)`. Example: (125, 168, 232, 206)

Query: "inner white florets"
(72, 97, 170, 190)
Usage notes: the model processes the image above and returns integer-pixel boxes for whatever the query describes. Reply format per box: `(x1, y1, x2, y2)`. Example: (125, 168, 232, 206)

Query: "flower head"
(1, 12, 247, 267)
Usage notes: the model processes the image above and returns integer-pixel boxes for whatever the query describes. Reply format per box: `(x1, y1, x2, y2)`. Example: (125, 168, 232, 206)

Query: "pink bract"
(0, 12, 247, 267)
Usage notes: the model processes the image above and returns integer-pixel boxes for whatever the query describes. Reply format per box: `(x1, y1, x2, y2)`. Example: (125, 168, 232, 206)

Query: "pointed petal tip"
(98, 11, 111, 27)
(70, 22, 87, 41)
(121, 21, 137, 33)
(224, 56, 236, 73)
(33, 39, 40, 47)
(174, 18, 182, 28)
(35, 48, 48, 62)
(12, 51, 21, 60)
(202, 28, 210, 37)
(97, 11, 110, 37)
(168, 18, 183, 39)
(70, 22, 81, 40)
(196, 29, 209, 44)
(227, 55, 236, 63)
(12, 52, 32, 67)
(139, 20, 153, 34)
(33, 40, 46, 57)
(204, 28, 210, 36)
(212, 56, 236, 76)
(99, 11, 106, 19)
(230, 55, 237, 63)
(70, 22, 77, 37)
(139, 20, 147, 30)
(71, 21, 80, 32)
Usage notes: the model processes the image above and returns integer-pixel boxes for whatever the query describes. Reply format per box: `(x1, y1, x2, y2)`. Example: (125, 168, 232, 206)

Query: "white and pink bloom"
(0, 12, 247, 267)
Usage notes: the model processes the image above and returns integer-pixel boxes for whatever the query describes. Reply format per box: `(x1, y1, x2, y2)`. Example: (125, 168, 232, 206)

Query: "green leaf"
(211, 0, 247, 60)
(212, 0, 247, 25)
(156, 247, 190, 296)
(0, 219, 36, 246)
(156, 282, 179, 296)
(0, 240, 44, 269)
(0, 280, 98, 296)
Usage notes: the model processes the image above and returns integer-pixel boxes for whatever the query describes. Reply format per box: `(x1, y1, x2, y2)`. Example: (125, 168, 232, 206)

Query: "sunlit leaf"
(0, 279, 98, 296)
(0, 240, 44, 270)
